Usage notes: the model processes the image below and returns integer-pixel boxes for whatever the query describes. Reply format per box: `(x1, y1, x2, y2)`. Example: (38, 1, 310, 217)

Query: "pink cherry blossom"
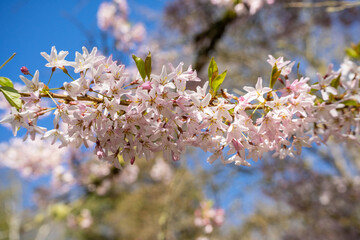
(1, 46, 360, 171)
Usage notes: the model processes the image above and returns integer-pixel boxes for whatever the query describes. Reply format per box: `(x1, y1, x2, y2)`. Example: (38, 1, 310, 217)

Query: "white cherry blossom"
(40, 46, 70, 68)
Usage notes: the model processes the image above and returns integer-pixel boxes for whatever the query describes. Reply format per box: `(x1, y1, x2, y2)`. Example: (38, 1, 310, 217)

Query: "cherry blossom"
(40, 46, 70, 68)
(312, 73, 338, 101)
(210, 0, 276, 15)
(267, 55, 295, 76)
(0, 138, 68, 178)
(1, 46, 360, 170)
(19, 70, 44, 96)
(150, 156, 174, 183)
(0, 108, 33, 136)
(97, 0, 146, 51)
(194, 201, 225, 234)
(243, 77, 272, 103)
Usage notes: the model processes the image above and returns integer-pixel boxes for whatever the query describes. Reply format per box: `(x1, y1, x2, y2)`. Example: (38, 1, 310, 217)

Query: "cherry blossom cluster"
(0, 136, 83, 194)
(97, 0, 146, 50)
(78, 159, 139, 195)
(194, 200, 225, 234)
(0, 137, 141, 198)
(210, 0, 275, 15)
(0, 138, 68, 178)
(1, 46, 360, 168)
(75, 154, 173, 196)
(150, 156, 174, 183)
(67, 209, 94, 230)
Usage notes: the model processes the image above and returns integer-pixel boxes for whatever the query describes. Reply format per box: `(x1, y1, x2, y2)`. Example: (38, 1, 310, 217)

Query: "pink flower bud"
(140, 81, 152, 90)
(172, 151, 180, 161)
(231, 139, 243, 152)
(20, 66, 29, 75)
(95, 145, 107, 159)
(130, 156, 135, 165)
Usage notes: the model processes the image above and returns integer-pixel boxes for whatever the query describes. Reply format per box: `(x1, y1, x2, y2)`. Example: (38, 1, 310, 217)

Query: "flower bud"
(59, 66, 68, 74)
(20, 66, 29, 75)
(231, 139, 243, 152)
(140, 81, 152, 90)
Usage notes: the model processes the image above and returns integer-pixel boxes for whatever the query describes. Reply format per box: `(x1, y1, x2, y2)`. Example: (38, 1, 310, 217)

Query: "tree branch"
(193, 10, 238, 72)
(20, 92, 104, 103)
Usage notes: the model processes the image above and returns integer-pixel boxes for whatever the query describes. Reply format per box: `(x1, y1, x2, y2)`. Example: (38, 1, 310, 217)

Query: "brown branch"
(285, 1, 360, 12)
(193, 9, 238, 72)
(20, 92, 103, 103)
(20, 92, 135, 106)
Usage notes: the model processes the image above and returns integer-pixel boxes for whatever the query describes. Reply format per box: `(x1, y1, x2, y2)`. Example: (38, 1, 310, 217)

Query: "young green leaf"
(145, 52, 152, 80)
(132, 54, 146, 80)
(211, 70, 227, 96)
(117, 154, 126, 169)
(345, 42, 360, 60)
(0, 77, 14, 88)
(330, 73, 341, 89)
(0, 86, 22, 110)
(341, 99, 359, 107)
(228, 108, 234, 115)
(208, 57, 218, 84)
(270, 63, 281, 88)
(345, 48, 359, 59)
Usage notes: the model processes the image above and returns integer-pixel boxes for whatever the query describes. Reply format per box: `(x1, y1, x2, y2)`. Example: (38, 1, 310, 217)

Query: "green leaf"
(50, 204, 70, 220)
(117, 154, 125, 168)
(208, 57, 218, 84)
(310, 83, 319, 95)
(0, 86, 22, 110)
(345, 42, 360, 60)
(345, 48, 359, 59)
(330, 73, 341, 88)
(145, 52, 152, 80)
(314, 98, 324, 104)
(211, 70, 227, 96)
(132, 54, 146, 80)
(341, 99, 359, 107)
(228, 108, 234, 115)
(270, 63, 281, 88)
(0, 77, 14, 88)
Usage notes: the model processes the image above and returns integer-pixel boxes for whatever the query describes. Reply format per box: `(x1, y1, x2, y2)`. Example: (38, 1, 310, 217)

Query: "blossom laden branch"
(1, 46, 360, 169)
(19, 92, 104, 104)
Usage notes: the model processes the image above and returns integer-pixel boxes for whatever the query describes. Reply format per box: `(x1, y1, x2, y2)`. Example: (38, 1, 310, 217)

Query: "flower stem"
(47, 70, 55, 86)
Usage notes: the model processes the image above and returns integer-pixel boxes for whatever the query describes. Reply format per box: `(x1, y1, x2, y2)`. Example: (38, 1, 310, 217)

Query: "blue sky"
(0, 0, 98, 140)
(0, 0, 166, 78)
(0, 0, 166, 139)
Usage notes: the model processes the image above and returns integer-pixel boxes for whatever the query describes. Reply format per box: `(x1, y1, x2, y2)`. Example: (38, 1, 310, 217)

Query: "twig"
(285, 1, 360, 12)
(20, 92, 104, 103)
